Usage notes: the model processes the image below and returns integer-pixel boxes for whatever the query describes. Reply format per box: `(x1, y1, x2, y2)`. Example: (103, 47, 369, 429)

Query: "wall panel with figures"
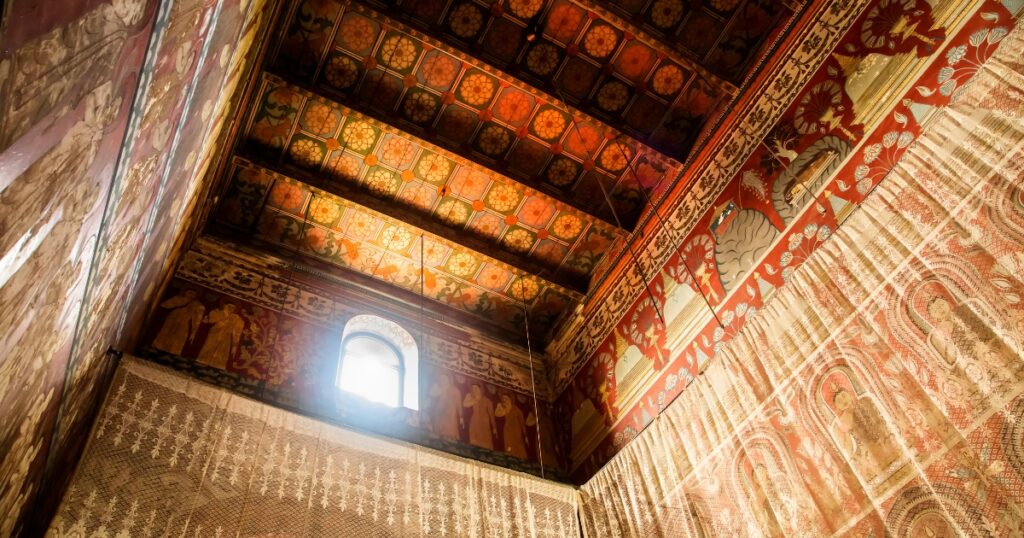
(0, 0, 274, 532)
(578, 22, 1024, 536)
(47, 358, 580, 537)
(137, 238, 567, 477)
(558, 0, 1024, 480)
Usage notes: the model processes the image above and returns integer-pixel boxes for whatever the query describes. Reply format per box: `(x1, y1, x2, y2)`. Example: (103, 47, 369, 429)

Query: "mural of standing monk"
(151, 289, 205, 355)
(463, 384, 496, 450)
(429, 372, 463, 440)
(831, 387, 902, 482)
(496, 394, 528, 459)
(197, 303, 245, 369)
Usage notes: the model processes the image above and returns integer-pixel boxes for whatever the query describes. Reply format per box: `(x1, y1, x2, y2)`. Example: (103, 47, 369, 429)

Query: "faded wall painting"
(140, 270, 565, 476)
(559, 0, 1020, 480)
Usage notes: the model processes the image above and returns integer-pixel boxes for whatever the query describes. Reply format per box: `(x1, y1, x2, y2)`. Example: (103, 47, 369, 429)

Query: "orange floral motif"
(477, 264, 511, 290)
(583, 25, 618, 58)
(421, 239, 450, 265)
(469, 213, 503, 238)
(339, 15, 377, 52)
(545, 4, 583, 42)
(289, 138, 325, 167)
(421, 53, 460, 89)
(509, 277, 539, 301)
(650, 0, 683, 29)
(600, 141, 631, 171)
(616, 43, 655, 80)
(459, 73, 497, 106)
(450, 169, 490, 198)
(417, 153, 452, 183)
(398, 182, 435, 210)
(546, 158, 578, 186)
(301, 102, 339, 136)
(310, 197, 341, 224)
(652, 64, 685, 96)
(494, 90, 533, 125)
(379, 225, 412, 251)
(526, 43, 559, 76)
(341, 121, 377, 152)
(447, 251, 478, 277)
(347, 210, 378, 238)
(380, 36, 418, 71)
(477, 125, 512, 156)
(551, 213, 583, 240)
(325, 55, 360, 89)
(532, 109, 566, 140)
(507, 0, 542, 18)
(327, 153, 362, 181)
(596, 81, 629, 112)
(380, 137, 416, 166)
(448, 3, 483, 38)
(502, 228, 534, 253)
(366, 168, 398, 195)
(270, 182, 305, 210)
(518, 196, 556, 227)
(437, 199, 470, 225)
(485, 183, 522, 212)
(403, 91, 439, 123)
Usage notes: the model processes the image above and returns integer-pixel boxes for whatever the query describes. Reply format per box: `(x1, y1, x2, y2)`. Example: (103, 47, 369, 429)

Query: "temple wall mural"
(557, 0, 1024, 480)
(578, 21, 1024, 535)
(47, 358, 580, 537)
(137, 239, 566, 476)
(0, 0, 272, 532)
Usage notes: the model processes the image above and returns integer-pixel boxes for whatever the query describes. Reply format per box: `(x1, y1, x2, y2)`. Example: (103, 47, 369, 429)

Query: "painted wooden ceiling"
(210, 0, 794, 346)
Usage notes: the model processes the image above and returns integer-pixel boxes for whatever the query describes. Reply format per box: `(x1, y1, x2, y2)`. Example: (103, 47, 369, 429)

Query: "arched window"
(336, 315, 419, 409)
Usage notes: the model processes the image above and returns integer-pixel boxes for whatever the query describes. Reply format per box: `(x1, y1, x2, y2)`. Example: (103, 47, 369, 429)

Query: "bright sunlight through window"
(336, 315, 419, 409)
(338, 334, 402, 407)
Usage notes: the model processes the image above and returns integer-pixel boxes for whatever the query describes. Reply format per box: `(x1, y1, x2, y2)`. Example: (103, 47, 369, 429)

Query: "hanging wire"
(549, 85, 667, 329)
(515, 280, 546, 480)
(607, 133, 725, 330)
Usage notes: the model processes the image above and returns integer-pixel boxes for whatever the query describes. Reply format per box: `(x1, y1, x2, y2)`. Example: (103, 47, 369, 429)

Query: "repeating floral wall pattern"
(559, 0, 1023, 479)
(578, 22, 1024, 536)
(0, 0, 272, 532)
(47, 358, 580, 537)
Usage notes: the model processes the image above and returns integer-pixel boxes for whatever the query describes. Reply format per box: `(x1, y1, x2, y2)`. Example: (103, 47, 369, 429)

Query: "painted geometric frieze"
(240, 74, 619, 287)
(562, 0, 1022, 479)
(215, 158, 580, 338)
(271, 0, 697, 226)
(172, 239, 554, 399)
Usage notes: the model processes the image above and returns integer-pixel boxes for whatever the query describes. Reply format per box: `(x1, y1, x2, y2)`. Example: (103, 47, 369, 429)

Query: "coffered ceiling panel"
(272, 0, 703, 228)
(216, 159, 579, 338)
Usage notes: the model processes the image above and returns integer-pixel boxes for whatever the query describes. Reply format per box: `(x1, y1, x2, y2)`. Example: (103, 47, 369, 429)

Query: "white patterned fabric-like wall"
(578, 21, 1024, 538)
(47, 358, 580, 537)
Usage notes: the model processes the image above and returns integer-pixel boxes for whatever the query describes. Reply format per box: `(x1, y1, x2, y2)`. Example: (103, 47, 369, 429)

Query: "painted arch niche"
(337, 314, 420, 410)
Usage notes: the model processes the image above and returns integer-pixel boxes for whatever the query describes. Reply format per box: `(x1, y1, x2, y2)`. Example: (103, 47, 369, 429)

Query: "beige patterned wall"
(47, 358, 580, 537)
(578, 21, 1024, 537)
(0, 0, 273, 532)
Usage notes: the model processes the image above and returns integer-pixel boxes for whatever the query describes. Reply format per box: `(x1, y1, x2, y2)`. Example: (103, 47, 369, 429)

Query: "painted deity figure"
(924, 293, 1018, 391)
(151, 289, 205, 355)
(197, 303, 244, 369)
(831, 388, 902, 482)
(495, 394, 528, 459)
(463, 384, 496, 450)
(429, 372, 463, 440)
(749, 463, 785, 538)
(527, 411, 559, 468)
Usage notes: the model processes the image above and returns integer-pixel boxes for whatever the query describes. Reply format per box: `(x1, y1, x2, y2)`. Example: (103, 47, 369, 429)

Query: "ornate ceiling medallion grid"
(273, 0, 697, 229)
